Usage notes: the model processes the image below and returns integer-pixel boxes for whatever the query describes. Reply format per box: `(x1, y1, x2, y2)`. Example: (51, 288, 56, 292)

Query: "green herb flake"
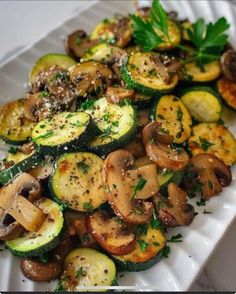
(135, 224, 148, 236)
(162, 245, 171, 258)
(176, 107, 183, 121)
(196, 197, 206, 206)
(151, 218, 165, 233)
(152, 241, 160, 246)
(65, 113, 74, 119)
(39, 91, 51, 97)
(77, 161, 90, 174)
(8, 146, 18, 154)
(33, 130, 54, 141)
(132, 177, 147, 199)
(80, 99, 95, 110)
(75, 266, 87, 279)
(137, 239, 148, 252)
(199, 137, 214, 151)
(39, 124, 46, 129)
(167, 233, 183, 243)
(83, 202, 94, 212)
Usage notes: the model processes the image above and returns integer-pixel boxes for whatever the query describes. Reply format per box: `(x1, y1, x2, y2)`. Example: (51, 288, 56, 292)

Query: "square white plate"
(0, 0, 236, 291)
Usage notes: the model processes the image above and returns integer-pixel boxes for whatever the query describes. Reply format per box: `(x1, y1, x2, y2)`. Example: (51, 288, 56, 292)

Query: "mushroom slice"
(142, 122, 189, 171)
(103, 150, 153, 224)
(153, 183, 195, 227)
(20, 259, 62, 282)
(189, 153, 232, 199)
(87, 211, 136, 255)
(123, 135, 146, 159)
(125, 164, 159, 200)
(0, 173, 44, 232)
(65, 30, 100, 60)
(0, 221, 25, 241)
(137, 109, 150, 129)
(106, 86, 134, 104)
(69, 61, 113, 97)
(221, 49, 236, 82)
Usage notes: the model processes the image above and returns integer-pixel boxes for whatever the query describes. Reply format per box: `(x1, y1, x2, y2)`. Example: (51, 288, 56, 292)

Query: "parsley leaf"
(132, 177, 147, 199)
(75, 267, 87, 279)
(33, 130, 54, 141)
(77, 161, 90, 174)
(8, 146, 18, 154)
(80, 99, 95, 110)
(137, 239, 148, 252)
(83, 202, 94, 212)
(196, 197, 206, 206)
(199, 137, 214, 151)
(162, 245, 171, 258)
(167, 233, 183, 243)
(135, 224, 148, 236)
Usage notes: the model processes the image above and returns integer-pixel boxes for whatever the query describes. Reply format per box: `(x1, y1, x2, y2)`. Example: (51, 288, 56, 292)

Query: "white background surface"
(0, 0, 236, 291)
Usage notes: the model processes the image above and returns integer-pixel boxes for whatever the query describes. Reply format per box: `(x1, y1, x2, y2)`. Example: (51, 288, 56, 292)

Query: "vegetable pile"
(0, 0, 236, 290)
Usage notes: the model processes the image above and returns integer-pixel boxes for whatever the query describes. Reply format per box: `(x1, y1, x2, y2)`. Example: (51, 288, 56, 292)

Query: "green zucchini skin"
(6, 198, 65, 258)
(159, 171, 184, 195)
(33, 114, 101, 155)
(111, 250, 163, 272)
(0, 152, 41, 185)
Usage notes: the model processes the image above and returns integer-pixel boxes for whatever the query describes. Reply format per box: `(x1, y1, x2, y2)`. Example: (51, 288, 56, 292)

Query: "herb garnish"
(135, 224, 148, 236)
(33, 130, 54, 141)
(75, 267, 87, 279)
(196, 197, 206, 206)
(137, 239, 148, 252)
(162, 245, 171, 258)
(80, 99, 95, 110)
(167, 233, 183, 243)
(8, 146, 18, 154)
(77, 161, 90, 174)
(83, 202, 94, 212)
(132, 177, 147, 199)
(199, 137, 214, 151)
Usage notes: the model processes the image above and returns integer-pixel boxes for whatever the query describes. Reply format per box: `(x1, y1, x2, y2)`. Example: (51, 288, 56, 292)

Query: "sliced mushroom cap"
(103, 150, 153, 224)
(123, 135, 146, 159)
(137, 109, 150, 129)
(65, 30, 100, 60)
(69, 61, 113, 97)
(221, 49, 236, 81)
(20, 259, 62, 282)
(106, 86, 134, 104)
(19, 142, 35, 155)
(190, 153, 232, 199)
(153, 183, 195, 227)
(0, 221, 25, 241)
(24, 93, 45, 121)
(142, 122, 189, 171)
(86, 211, 136, 255)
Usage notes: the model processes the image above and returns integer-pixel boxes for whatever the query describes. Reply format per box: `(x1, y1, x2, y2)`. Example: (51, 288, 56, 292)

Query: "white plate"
(0, 0, 236, 291)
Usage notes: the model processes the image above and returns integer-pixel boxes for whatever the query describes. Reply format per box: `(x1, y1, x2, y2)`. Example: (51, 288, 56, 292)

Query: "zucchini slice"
(151, 95, 192, 144)
(111, 224, 165, 272)
(49, 152, 107, 212)
(32, 112, 100, 155)
(82, 97, 136, 156)
(121, 52, 179, 96)
(217, 77, 236, 111)
(0, 151, 41, 185)
(182, 61, 221, 82)
(6, 198, 64, 257)
(158, 169, 184, 194)
(29, 54, 76, 84)
(180, 86, 222, 122)
(90, 16, 132, 48)
(59, 248, 116, 290)
(0, 99, 35, 144)
(154, 20, 181, 50)
(188, 123, 236, 166)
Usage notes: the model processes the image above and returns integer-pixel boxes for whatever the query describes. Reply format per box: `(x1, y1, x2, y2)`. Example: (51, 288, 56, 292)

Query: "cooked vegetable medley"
(0, 0, 236, 290)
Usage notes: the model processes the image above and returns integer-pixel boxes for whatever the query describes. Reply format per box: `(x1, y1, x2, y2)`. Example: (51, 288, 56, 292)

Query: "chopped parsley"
(162, 245, 171, 258)
(152, 241, 160, 246)
(176, 107, 183, 121)
(135, 224, 148, 236)
(137, 239, 148, 252)
(33, 130, 54, 141)
(80, 99, 95, 110)
(77, 161, 90, 174)
(101, 113, 111, 122)
(83, 202, 94, 212)
(167, 233, 183, 243)
(196, 197, 206, 206)
(199, 137, 214, 151)
(39, 91, 51, 97)
(131, 177, 147, 199)
(65, 113, 74, 119)
(75, 267, 87, 279)
(151, 217, 165, 233)
(8, 146, 18, 154)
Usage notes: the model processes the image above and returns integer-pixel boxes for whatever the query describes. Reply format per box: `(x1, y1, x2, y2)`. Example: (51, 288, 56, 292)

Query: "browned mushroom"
(69, 61, 113, 97)
(0, 173, 44, 236)
(221, 49, 236, 81)
(19, 142, 35, 155)
(153, 183, 195, 227)
(20, 259, 62, 282)
(103, 150, 154, 224)
(86, 211, 136, 255)
(0, 221, 25, 241)
(106, 86, 135, 104)
(123, 135, 146, 158)
(28, 156, 53, 181)
(137, 109, 150, 129)
(65, 30, 100, 60)
(142, 121, 189, 171)
(188, 153, 232, 199)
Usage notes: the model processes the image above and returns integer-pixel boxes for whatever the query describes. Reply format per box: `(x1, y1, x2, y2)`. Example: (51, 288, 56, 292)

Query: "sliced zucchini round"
(111, 225, 165, 272)
(188, 123, 236, 166)
(82, 97, 136, 156)
(217, 77, 236, 111)
(0, 99, 35, 144)
(121, 52, 179, 96)
(59, 248, 116, 290)
(0, 151, 41, 185)
(180, 86, 222, 122)
(182, 61, 221, 82)
(6, 198, 64, 257)
(32, 112, 100, 155)
(154, 20, 181, 50)
(180, 21, 192, 42)
(49, 152, 107, 212)
(151, 95, 192, 144)
(29, 54, 76, 84)
(90, 16, 132, 48)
